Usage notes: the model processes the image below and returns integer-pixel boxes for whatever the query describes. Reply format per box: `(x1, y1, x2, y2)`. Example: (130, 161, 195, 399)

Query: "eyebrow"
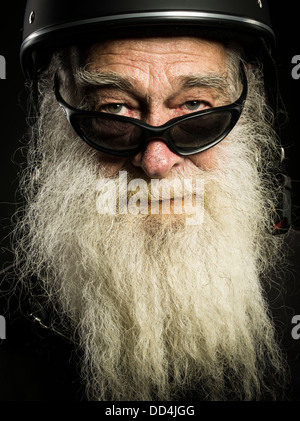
(178, 74, 228, 96)
(75, 68, 229, 99)
(75, 68, 137, 92)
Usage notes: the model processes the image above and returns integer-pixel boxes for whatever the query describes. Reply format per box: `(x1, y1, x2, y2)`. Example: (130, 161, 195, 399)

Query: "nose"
(131, 108, 184, 178)
(131, 139, 184, 178)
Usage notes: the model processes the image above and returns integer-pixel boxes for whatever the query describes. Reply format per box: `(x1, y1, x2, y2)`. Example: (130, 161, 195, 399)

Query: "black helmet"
(20, 0, 275, 79)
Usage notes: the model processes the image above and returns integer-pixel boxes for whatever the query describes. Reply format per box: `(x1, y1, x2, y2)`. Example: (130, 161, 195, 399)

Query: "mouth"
(145, 195, 197, 216)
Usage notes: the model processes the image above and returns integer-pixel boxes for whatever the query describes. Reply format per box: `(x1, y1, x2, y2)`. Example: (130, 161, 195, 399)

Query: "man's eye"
(184, 101, 208, 111)
(103, 104, 125, 114)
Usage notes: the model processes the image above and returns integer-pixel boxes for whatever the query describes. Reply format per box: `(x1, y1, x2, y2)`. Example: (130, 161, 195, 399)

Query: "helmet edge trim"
(22, 11, 275, 46)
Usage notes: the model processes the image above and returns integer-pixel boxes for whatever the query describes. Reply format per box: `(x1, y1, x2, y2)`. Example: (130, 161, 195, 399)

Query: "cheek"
(96, 144, 223, 175)
(190, 147, 220, 169)
(96, 153, 128, 176)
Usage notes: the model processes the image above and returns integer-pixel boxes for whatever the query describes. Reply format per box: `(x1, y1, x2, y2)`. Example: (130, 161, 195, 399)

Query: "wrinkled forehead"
(83, 36, 229, 74)
(62, 35, 242, 105)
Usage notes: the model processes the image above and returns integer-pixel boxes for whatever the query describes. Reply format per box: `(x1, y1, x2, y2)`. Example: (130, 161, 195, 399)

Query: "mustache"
(95, 170, 206, 223)
(96, 170, 206, 200)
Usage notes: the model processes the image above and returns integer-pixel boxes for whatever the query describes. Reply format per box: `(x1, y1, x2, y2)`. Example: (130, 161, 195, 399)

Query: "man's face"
(83, 37, 228, 176)
(15, 36, 287, 401)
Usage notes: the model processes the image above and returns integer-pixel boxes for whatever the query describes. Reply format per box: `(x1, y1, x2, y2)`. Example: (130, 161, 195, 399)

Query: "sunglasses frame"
(54, 65, 248, 157)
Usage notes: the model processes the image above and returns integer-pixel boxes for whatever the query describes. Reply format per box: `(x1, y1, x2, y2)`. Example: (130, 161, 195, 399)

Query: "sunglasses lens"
(75, 115, 143, 152)
(74, 110, 235, 155)
(170, 111, 233, 153)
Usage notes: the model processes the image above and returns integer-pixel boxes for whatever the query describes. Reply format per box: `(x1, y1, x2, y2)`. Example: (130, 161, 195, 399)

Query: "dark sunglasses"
(54, 66, 248, 157)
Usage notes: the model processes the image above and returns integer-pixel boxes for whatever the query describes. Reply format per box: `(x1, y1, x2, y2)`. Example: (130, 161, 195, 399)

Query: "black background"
(0, 2, 300, 271)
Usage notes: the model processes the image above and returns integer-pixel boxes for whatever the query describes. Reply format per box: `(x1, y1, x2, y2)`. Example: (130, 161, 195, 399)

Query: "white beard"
(13, 60, 288, 401)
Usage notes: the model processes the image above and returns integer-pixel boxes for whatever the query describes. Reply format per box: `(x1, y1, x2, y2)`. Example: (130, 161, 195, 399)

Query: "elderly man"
(0, 0, 299, 401)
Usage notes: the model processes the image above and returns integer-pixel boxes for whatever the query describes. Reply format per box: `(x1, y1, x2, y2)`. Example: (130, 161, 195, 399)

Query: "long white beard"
(13, 62, 288, 401)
